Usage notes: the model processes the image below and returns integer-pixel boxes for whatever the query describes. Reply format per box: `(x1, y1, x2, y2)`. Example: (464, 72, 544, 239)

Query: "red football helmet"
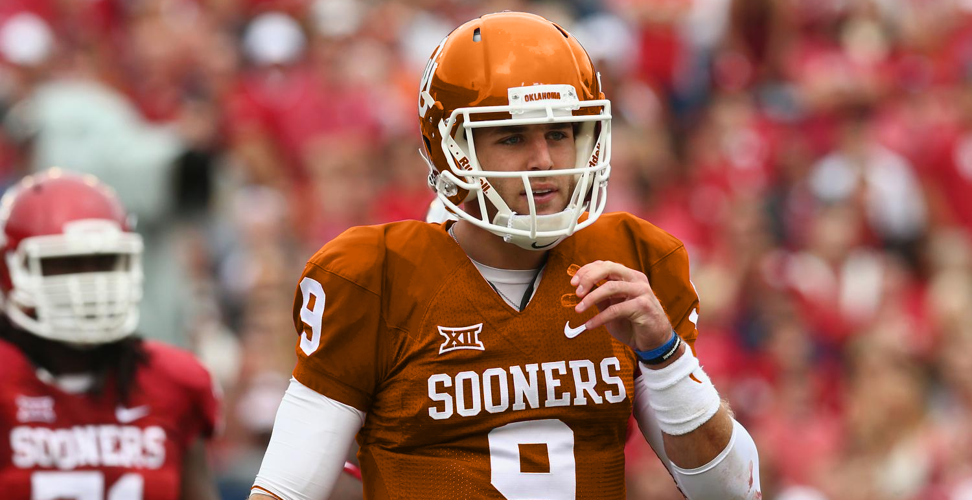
(0, 169, 144, 344)
(418, 11, 612, 250)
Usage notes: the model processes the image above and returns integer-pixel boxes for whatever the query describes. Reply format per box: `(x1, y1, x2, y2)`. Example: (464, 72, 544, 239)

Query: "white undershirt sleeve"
(633, 368, 762, 499)
(251, 377, 365, 500)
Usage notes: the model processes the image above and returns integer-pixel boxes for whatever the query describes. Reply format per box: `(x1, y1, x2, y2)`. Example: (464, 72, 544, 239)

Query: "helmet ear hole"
(423, 136, 433, 157)
(473, 27, 481, 42)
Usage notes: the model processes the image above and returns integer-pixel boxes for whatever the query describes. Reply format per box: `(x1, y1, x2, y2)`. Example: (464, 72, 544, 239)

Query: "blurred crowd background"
(1, 0, 972, 498)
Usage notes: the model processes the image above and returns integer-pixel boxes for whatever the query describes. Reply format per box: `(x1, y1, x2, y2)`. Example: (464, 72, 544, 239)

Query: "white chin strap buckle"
(493, 211, 576, 251)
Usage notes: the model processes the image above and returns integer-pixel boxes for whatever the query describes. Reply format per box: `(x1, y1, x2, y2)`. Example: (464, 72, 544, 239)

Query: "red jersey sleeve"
(187, 361, 220, 440)
(143, 342, 222, 442)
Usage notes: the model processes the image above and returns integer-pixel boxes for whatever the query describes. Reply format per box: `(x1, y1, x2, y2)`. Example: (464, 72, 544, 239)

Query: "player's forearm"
(669, 417, 762, 499)
(634, 347, 762, 499)
(661, 402, 733, 468)
(640, 342, 733, 468)
(181, 438, 221, 500)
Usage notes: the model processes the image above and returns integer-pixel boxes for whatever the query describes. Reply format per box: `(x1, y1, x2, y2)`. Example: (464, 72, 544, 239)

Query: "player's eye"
(499, 135, 523, 146)
(547, 130, 569, 141)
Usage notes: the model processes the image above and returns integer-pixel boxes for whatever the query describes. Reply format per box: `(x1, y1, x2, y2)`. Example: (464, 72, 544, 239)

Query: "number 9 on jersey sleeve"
(299, 277, 326, 356)
(290, 264, 387, 413)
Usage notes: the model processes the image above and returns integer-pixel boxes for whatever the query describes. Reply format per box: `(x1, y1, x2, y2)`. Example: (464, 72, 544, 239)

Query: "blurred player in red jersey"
(251, 11, 760, 500)
(0, 169, 220, 500)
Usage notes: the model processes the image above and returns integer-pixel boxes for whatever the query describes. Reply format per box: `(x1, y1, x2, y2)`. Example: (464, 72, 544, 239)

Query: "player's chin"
(518, 195, 569, 215)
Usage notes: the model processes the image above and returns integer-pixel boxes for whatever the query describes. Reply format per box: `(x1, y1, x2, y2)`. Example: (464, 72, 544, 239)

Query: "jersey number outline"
(31, 471, 143, 500)
(299, 277, 326, 356)
(488, 419, 576, 499)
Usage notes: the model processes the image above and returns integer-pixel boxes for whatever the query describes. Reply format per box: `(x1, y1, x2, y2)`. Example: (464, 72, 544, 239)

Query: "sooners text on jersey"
(290, 212, 700, 500)
(0, 340, 219, 500)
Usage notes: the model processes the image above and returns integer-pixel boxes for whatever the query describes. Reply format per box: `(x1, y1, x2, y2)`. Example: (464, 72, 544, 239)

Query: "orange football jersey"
(291, 212, 700, 500)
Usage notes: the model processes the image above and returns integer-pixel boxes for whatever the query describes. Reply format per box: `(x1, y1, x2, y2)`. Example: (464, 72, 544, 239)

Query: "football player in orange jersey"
(0, 170, 221, 500)
(251, 11, 761, 500)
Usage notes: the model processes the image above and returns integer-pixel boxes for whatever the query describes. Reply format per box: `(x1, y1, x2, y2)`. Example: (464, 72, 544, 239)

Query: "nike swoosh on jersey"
(564, 321, 587, 338)
(115, 405, 150, 424)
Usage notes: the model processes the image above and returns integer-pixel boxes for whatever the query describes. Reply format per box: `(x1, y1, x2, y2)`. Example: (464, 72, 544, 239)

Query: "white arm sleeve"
(251, 377, 365, 500)
(633, 369, 762, 500)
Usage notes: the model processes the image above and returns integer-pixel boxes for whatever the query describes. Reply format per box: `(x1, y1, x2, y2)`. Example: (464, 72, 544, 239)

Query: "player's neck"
(6, 327, 99, 375)
(452, 220, 547, 270)
(34, 343, 99, 375)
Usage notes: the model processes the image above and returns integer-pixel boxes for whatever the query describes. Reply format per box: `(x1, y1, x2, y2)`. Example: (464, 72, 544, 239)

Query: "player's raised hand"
(571, 260, 673, 352)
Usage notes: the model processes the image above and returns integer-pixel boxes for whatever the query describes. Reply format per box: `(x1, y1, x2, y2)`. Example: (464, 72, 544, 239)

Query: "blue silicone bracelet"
(634, 330, 680, 364)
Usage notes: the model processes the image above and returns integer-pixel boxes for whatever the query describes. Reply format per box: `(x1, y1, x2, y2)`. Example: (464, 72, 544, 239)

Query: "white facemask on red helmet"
(0, 169, 144, 345)
(418, 11, 612, 250)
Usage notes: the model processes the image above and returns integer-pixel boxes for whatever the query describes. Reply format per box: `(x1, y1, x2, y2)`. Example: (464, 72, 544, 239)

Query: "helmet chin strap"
(493, 210, 577, 250)
(479, 175, 584, 250)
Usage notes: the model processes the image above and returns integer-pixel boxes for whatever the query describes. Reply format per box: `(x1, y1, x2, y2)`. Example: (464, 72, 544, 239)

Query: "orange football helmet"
(418, 11, 612, 249)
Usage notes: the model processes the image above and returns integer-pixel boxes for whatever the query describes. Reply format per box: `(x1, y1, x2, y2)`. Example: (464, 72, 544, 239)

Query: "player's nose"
(526, 134, 555, 171)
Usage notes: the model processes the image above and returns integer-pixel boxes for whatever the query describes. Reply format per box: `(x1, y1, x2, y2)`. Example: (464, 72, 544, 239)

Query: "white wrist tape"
(638, 350, 721, 436)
